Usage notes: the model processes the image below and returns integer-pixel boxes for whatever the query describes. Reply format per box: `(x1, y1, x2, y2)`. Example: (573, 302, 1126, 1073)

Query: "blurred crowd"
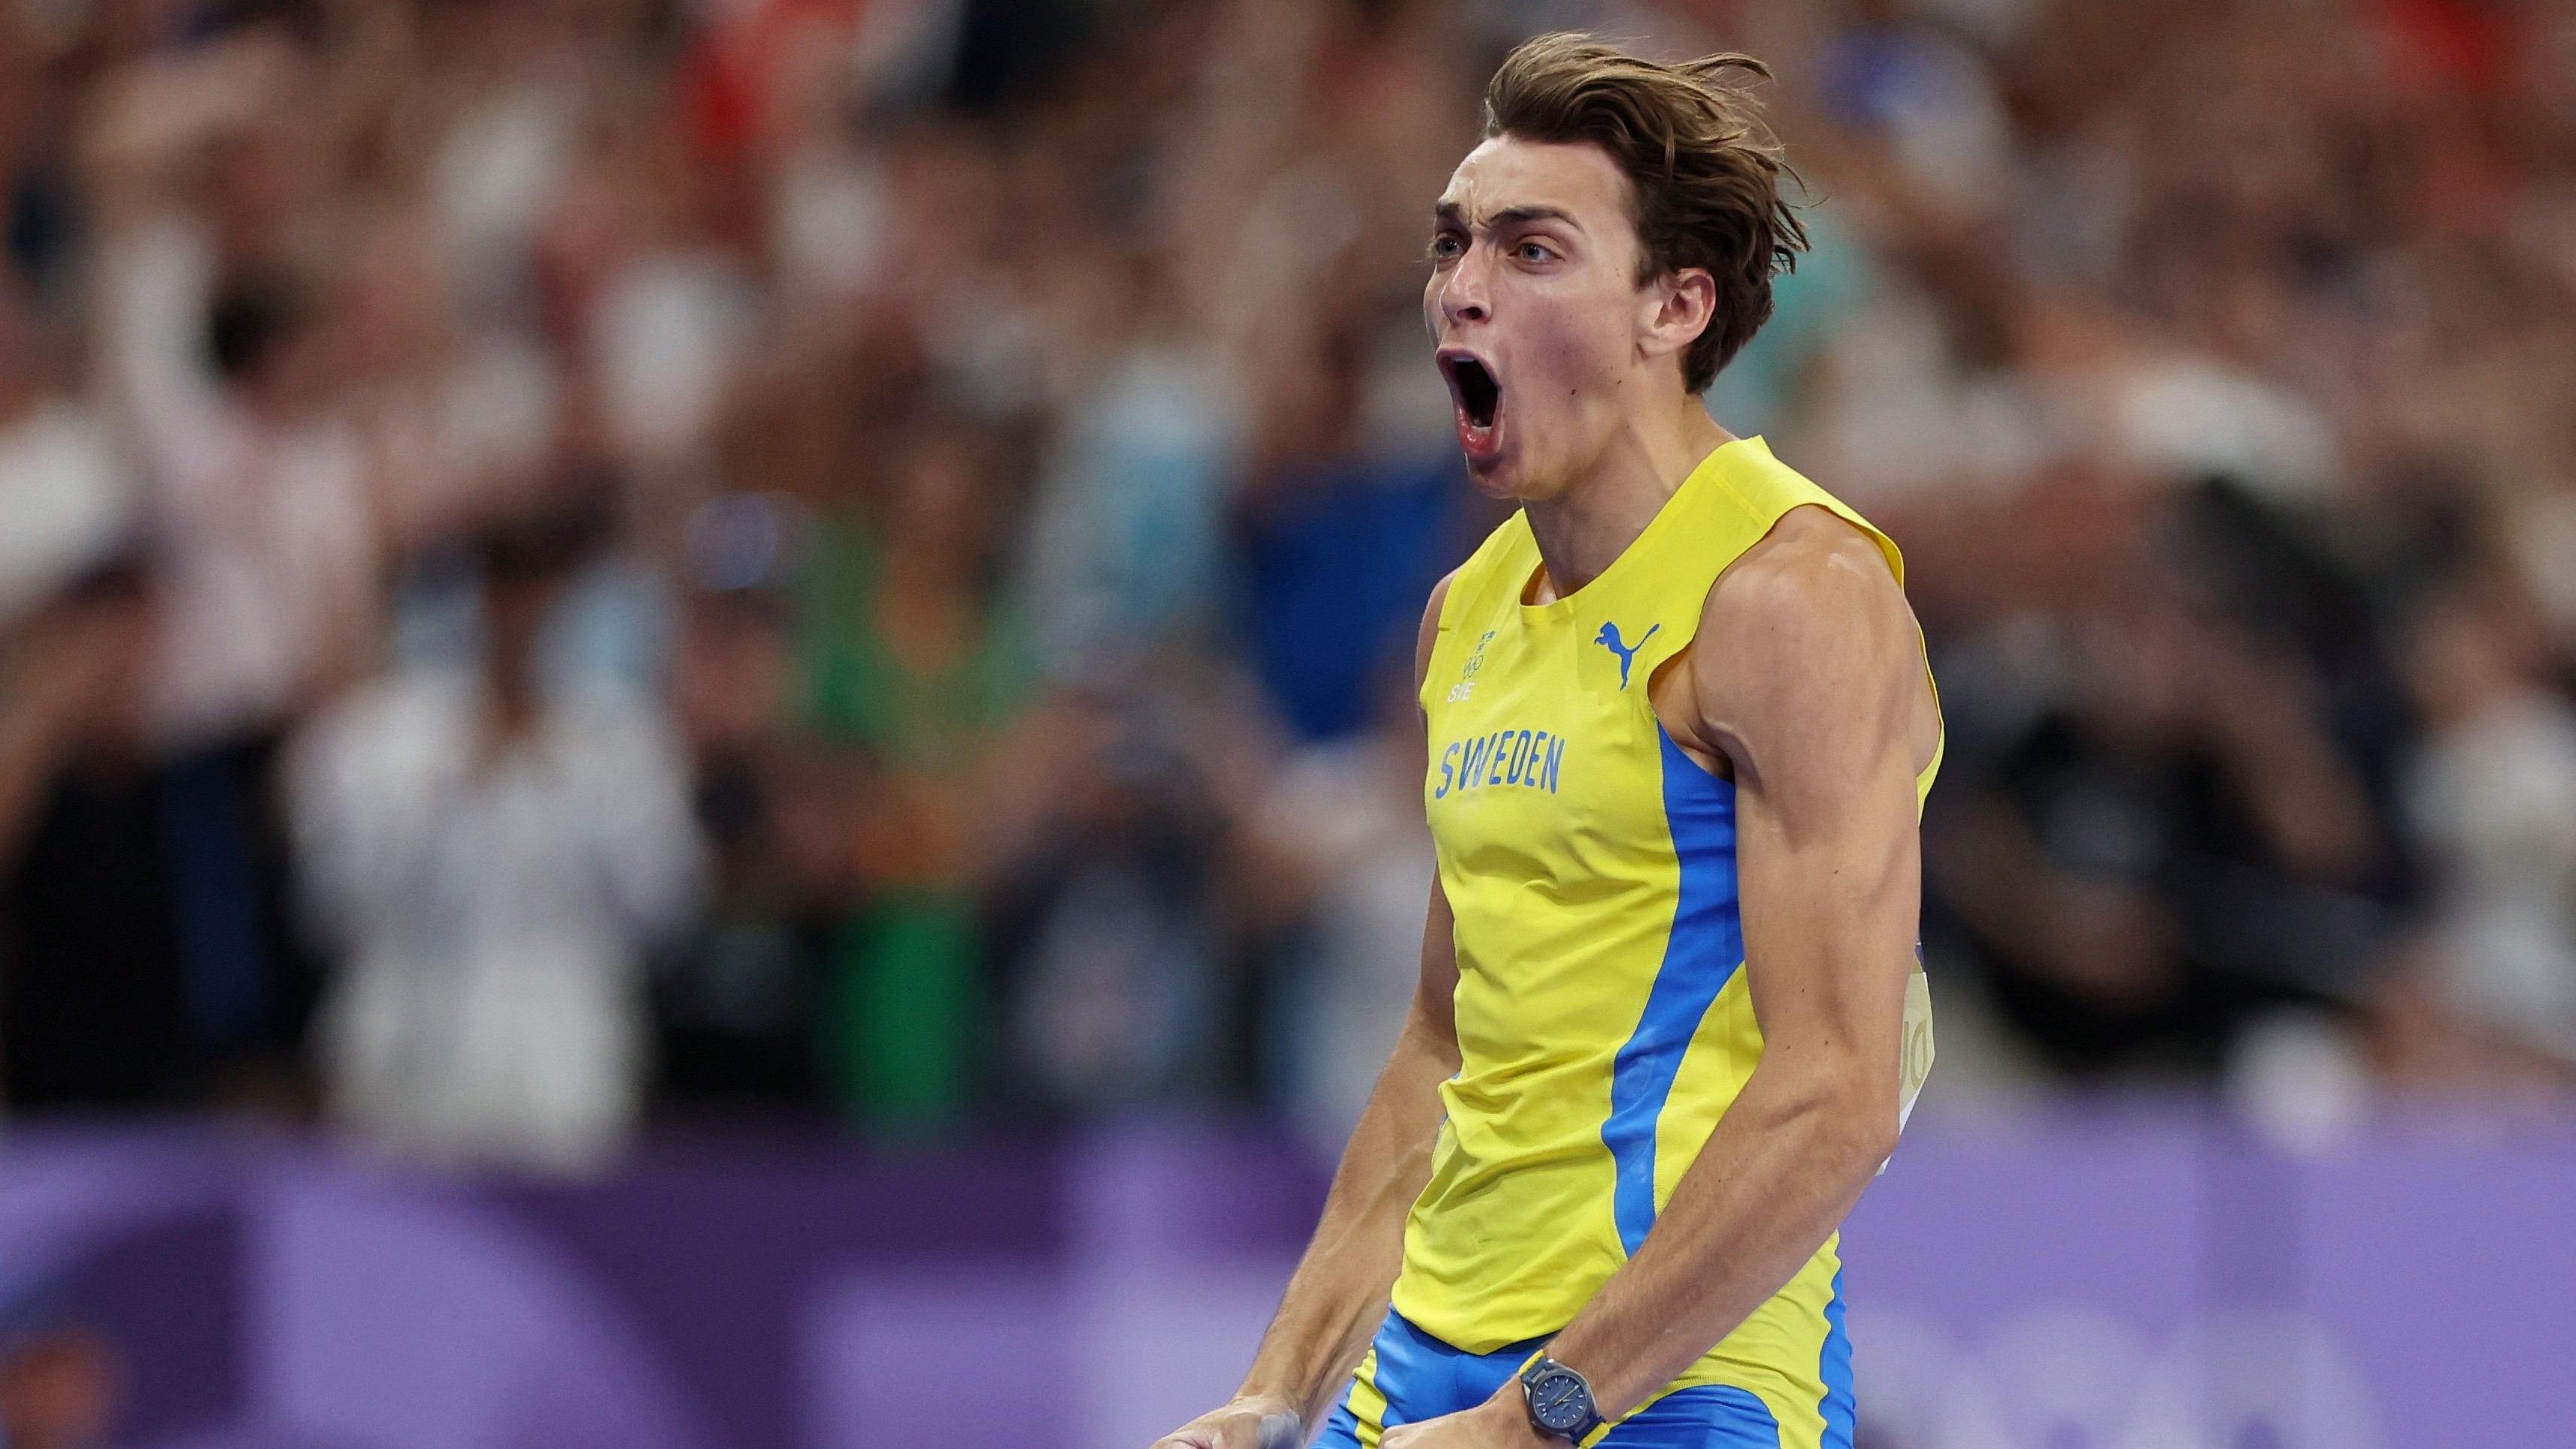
(0, 0, 2570, 1175)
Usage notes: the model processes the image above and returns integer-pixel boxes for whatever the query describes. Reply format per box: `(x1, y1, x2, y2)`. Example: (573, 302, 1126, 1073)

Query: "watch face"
(1529, 1369, 1591, 1432)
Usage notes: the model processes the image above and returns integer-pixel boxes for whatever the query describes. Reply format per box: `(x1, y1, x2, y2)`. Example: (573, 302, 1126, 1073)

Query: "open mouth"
(1446, 355, 1501, 431)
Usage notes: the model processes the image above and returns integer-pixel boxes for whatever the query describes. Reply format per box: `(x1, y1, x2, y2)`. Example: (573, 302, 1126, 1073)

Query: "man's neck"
(1522, 398, 1732, 602)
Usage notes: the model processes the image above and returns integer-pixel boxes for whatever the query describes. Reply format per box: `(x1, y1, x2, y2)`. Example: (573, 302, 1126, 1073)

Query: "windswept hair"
(1483, 33, 1807, 393)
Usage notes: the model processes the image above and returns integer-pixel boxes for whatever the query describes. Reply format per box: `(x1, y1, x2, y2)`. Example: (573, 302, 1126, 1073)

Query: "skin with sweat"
(1150, 133, 1939, 1449)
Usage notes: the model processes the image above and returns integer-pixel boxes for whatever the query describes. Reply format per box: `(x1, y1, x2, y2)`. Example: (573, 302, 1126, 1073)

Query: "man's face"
(1425, 136, 1661, 501)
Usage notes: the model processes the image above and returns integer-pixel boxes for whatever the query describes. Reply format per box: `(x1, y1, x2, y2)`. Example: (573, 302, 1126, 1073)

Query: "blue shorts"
(1312, 1311, 1789, 1447)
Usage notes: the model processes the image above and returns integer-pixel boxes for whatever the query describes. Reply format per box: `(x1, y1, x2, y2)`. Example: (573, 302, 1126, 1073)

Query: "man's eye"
(1429, 235, 1465, 260)
(1517, 241, 1553, 263)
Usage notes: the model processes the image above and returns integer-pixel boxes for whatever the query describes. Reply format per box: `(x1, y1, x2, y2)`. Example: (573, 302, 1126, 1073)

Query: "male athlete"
(1155, 34, 1941, 1449)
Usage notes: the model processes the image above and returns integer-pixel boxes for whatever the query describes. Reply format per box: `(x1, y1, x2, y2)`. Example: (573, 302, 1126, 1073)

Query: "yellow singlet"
(1386, 437, 1939, 1447)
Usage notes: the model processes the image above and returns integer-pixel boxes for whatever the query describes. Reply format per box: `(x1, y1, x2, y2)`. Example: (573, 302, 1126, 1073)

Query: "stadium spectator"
(287, 495, 702, 1172)
(0, 276, 318, 1113)
(656, 491, 849, 1117)
(795, 423, 1044, 1130)
(2383, 575, 2576, 1090)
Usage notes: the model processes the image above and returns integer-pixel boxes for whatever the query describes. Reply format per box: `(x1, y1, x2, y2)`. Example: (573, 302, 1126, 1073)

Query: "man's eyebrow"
(1429, 202, 1581, 230)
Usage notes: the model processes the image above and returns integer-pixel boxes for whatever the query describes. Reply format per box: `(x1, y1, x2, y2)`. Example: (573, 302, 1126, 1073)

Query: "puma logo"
(1594, 622, 1659, 690)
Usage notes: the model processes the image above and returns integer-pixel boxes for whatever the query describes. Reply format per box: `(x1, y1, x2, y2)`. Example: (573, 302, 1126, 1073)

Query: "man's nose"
(1439, 246, 1491, 327)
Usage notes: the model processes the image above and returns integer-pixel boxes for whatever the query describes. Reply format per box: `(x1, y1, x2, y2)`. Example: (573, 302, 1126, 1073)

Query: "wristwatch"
(1517, 1355, 1605, 1444)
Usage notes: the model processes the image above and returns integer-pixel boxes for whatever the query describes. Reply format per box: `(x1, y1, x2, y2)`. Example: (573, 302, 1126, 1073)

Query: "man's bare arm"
(1547, 512, 1928, 1417)
(1150, 577, 1462, 1449)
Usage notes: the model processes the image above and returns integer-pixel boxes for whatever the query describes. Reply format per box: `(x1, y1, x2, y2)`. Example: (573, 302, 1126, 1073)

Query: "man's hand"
(1380, 1391, 1553, 1449)
(1150, 1393, 1304, 1449)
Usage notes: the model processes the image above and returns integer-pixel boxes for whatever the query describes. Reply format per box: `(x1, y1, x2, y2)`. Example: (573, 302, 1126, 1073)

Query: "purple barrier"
(0, 1113, 2561, 1449)
(1839, 1109, 2576, 1449)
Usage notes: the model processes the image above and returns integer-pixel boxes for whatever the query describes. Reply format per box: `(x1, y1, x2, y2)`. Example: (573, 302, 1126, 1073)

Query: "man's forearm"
(1238, 1010, 1453, 1428)
(1541, 1065, 1894, 1420)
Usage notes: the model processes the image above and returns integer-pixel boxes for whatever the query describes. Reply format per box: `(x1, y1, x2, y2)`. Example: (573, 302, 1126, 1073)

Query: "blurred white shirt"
(0, 399, 132, 620)
(147, 409, 376, 744)
(1256, 731, 1434, 1158)
(2406, 690, 2576, 1058)
(102, 217, 378, 747)
(289, 670, 703, 1174)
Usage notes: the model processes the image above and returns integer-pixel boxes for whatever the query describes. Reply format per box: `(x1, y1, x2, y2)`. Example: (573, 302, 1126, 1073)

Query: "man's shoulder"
(1684, 503, 1923, 729)
(1698, 505, 1907, 641)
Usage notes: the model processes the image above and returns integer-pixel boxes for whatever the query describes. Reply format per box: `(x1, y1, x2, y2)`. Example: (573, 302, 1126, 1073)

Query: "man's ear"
(1639, 268, 1717, 368)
